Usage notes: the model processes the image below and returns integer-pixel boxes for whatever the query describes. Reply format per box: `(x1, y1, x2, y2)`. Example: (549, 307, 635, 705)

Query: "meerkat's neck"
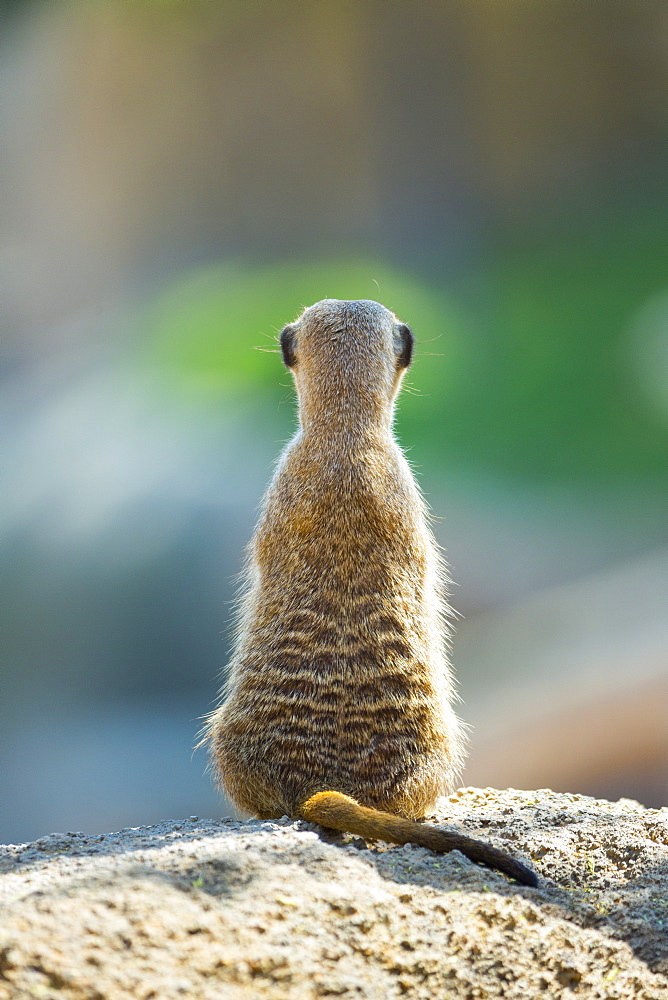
(296, 379, 400, 447)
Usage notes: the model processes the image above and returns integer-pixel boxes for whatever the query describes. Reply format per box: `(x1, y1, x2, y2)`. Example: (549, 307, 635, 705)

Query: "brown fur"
(205, 299, 537, 887)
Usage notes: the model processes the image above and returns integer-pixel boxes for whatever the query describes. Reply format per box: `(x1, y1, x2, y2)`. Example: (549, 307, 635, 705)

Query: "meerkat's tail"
(300, 791, 538, 888)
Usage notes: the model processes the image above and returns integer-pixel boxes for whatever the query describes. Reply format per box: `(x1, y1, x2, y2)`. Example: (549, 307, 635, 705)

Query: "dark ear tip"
(280, 324, 297, 368)
(397, 323, 414, 368)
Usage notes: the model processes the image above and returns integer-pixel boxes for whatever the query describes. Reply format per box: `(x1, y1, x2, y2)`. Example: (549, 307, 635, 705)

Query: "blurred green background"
(2, 0, 667, 842)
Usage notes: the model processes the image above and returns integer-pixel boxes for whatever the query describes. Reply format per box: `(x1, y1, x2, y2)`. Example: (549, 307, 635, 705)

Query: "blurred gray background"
(2, 0, 667, 844)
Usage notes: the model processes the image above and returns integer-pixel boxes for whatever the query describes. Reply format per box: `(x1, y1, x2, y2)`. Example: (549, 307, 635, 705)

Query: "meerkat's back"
(206, 299, 537, 887)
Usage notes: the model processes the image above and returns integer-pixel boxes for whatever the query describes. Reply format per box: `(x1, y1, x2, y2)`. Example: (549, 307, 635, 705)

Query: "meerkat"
(205, 299, 537, 887)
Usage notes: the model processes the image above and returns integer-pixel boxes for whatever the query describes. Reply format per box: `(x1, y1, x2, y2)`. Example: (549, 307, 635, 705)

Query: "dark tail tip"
(454, 833, 539, 886)
(505, 858, 539, 887)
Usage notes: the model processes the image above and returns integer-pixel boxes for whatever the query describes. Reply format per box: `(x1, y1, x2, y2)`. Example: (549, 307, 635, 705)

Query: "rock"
(1, 788, 667, 999)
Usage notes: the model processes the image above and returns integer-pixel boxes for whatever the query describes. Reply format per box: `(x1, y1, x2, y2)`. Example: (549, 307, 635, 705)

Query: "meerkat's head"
(279, 299, 414, 433)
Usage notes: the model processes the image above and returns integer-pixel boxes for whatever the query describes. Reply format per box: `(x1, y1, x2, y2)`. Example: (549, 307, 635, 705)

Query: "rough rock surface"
(1, 788, 667, 999)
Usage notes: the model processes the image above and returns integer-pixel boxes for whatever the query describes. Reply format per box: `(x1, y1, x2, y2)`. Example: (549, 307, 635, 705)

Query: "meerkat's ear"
(280, 324, 297, 368)
(395, 323, 414, 369)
